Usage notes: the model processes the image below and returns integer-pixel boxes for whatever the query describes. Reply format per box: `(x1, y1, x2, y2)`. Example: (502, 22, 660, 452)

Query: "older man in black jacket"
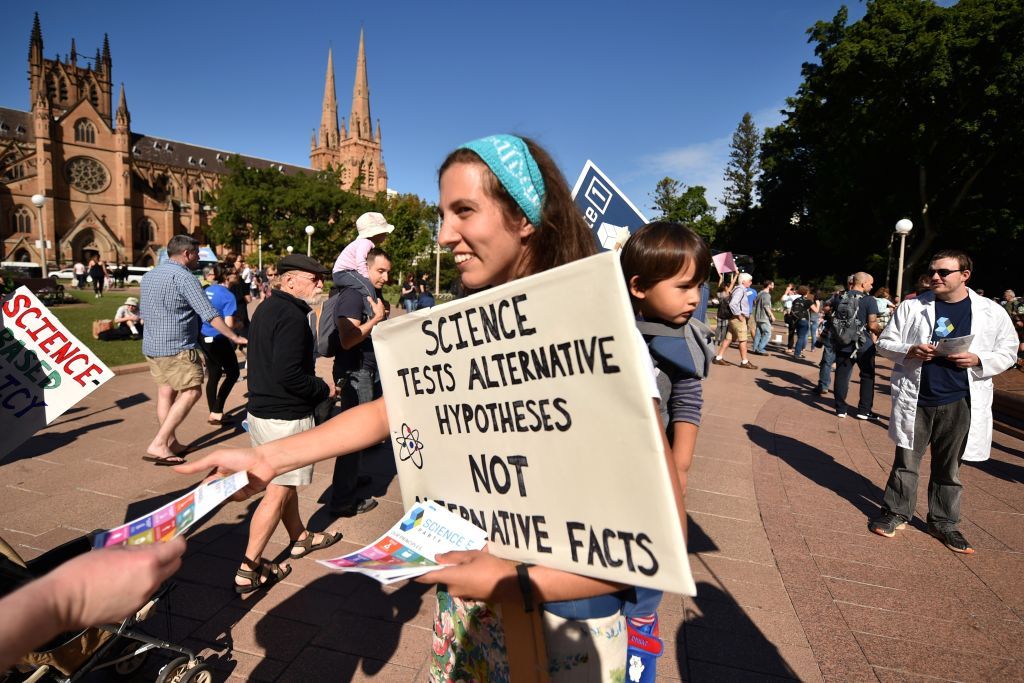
(234, 254, 342, 594)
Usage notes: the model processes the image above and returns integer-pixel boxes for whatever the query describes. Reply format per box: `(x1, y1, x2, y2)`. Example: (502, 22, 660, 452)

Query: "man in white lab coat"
(870, 250, 1017, 554)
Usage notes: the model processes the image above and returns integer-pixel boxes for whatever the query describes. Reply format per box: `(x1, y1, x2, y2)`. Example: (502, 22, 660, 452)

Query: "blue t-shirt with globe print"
(919, 297, 972, 407)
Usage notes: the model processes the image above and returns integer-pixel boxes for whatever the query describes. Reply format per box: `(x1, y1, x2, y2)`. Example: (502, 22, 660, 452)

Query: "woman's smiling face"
(437, 162, 534, 290)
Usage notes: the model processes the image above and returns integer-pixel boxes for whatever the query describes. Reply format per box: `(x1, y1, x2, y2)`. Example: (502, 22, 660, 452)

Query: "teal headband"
(458, 134, 546, 226)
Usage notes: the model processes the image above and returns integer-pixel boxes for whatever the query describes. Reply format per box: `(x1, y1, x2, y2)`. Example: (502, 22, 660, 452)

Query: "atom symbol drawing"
(395, 423, 424, 469)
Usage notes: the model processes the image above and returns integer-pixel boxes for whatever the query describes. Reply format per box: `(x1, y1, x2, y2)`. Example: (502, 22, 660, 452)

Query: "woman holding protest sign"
(178, 135, 679, 680)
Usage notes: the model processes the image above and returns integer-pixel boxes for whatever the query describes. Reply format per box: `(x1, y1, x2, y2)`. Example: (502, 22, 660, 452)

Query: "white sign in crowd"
(1, 287, 115, 460)
(374, 252, 695, 595)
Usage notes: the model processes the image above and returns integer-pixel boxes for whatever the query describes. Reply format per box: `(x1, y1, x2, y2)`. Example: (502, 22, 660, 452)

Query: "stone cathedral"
(0, 14, 387, 268)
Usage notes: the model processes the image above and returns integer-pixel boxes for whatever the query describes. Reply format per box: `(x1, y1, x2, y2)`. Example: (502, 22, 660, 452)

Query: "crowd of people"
(2, 132, 1022, 680)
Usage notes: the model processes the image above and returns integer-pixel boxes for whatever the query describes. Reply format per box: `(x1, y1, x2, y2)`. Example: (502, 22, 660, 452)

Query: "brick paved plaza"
(3, 321, 1022, 682)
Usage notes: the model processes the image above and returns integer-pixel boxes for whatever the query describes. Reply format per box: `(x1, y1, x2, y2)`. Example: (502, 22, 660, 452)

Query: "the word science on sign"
(373, 252, 694, 595)
(1, 287, 115, 460)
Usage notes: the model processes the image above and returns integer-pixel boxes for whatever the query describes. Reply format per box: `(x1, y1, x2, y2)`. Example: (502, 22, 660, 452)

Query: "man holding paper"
(870, 250, 1017, 554)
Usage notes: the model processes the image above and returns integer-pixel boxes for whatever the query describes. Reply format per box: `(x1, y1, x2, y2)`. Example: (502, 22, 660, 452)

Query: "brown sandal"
(290, 531, 343, 559)
(234, 558, 291, 595)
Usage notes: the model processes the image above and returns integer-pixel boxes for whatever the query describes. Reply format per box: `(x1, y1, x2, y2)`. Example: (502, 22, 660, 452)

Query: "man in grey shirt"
(751, 280, 775, 355)
(140, 235, 246, 464)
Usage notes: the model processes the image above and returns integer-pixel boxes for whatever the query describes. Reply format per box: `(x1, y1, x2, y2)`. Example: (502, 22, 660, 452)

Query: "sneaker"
(868, 512, 907, 538)
(836, 412, 847, 419)
(329, 498, 379, 518)
(739, 361, 758, 370)
(928, 525, 975, 554)
(712, 358, 731, 366)
(856, 412, 878, 421)
(814, 386, 828, 396)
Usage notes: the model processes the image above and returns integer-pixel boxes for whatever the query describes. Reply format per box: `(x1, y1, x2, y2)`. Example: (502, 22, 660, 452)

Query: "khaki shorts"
(727, 318, 749, 342)
(248, 414, 315, 486)
(146, 349, 204, 391)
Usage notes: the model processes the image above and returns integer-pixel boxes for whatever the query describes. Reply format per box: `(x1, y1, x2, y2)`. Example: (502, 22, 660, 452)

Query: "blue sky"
(1, 1, 868, 216)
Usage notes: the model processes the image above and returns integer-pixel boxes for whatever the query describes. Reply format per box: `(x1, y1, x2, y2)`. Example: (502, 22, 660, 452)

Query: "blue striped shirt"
(140, 260, 218, 357)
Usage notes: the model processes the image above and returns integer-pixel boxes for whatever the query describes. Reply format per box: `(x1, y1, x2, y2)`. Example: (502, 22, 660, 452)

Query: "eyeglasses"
(927, 268, 965, 278)
(288, 272, 324, 283)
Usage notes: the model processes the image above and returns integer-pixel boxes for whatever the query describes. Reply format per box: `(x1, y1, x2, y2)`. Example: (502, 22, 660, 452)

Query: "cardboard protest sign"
(712, 251, 738, 274)
(1, 287, 115, 460)
(373, 252, 694, 595)
(571, 161, 649, 251)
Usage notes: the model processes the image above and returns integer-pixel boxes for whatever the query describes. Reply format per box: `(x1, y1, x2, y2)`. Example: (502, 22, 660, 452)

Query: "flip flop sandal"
(142, 455, 187, 466)
(234, 559, 292, 595)
(290, 531, 343, 559)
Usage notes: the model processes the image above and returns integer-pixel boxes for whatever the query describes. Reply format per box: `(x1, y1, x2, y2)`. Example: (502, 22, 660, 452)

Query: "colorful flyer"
(318, 501, 486, 584)
(92, 472, 248, 549)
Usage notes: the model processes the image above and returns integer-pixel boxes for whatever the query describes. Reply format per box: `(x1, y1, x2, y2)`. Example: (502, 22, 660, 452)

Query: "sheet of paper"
(318, 501, 486, 584)
(92, 472, 248, 548)
(934, 334, 974, 357)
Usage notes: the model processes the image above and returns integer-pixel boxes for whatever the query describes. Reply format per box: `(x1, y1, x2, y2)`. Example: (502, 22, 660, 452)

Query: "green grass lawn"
(48, 286, 145, 369)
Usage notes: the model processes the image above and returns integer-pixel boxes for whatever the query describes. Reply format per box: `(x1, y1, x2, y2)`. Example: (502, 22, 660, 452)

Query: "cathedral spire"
(101, 33, 111, 73)
(29, 12, 43, 61)
(319, 48, 340, 148)
(116, 82, 130, 130)
(70, 38, 77, 64)
(349, 28, 372, 141)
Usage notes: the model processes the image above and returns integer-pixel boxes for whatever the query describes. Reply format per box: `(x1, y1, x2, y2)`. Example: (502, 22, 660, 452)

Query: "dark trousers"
(881, 398, 970, 530)
(198, 335, 239, 413)
(817, 340, 836, 391)
(833, 345, 875, 415)
(329, 368, 379, 508)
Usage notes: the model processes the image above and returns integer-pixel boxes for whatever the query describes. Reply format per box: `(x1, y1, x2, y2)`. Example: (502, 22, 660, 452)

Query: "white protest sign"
(1, 287, 115, 460)
(373, 252, 694, 595)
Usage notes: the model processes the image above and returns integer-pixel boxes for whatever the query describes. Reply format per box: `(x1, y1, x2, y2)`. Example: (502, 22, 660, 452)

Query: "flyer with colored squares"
(92, 472, 248, 549)
(318, 501, 486, 584)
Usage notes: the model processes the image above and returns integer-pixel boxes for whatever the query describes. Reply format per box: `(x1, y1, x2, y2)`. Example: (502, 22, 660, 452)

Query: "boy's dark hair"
(620, 221, 711, 293)
(762, 279, 774, 289)
(929, 249, 973, 272)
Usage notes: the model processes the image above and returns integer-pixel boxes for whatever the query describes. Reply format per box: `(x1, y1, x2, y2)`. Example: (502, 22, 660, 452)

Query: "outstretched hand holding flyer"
(934, 334, 974, 357)
(318, 501, 486, 585)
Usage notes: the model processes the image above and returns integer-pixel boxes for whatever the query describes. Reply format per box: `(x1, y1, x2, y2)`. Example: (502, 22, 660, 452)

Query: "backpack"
(789, 296, 811, 320)
(316, 274, 375, 358)
(717, 294, 734, 321)
(828, 291, 866, 354)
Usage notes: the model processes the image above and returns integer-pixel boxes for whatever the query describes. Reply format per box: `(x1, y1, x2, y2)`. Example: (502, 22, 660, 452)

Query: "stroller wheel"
(180, 662, 213, 683)
(155, 656, 190, 683)
(111, 640, 150, 676)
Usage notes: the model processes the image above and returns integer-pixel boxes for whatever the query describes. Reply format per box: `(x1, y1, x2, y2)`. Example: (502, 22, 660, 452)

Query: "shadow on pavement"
(678, 517, 797, 679)
(967, 444, 1024, 484)
(4, 418, 124, 464)
(744, 423, 881, 521)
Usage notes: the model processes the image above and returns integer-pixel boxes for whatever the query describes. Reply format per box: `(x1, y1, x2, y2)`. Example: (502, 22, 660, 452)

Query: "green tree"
(721, 112, 762, 217)
(757, 0, 1024, 292)
(650, 177, 718, 243)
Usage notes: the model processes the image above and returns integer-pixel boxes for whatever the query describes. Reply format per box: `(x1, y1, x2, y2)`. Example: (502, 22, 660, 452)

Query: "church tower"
(309, 30, 387, 198)
(27, 13, 113, 125)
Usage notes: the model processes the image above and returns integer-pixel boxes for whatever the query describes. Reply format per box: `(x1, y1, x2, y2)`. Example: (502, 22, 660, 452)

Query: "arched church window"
(3, 155, 24, 180)
(90, 87, 98, 107)
(138, 218, 155, 244)
(59, 78, 68, 102)
(75, 119, 96, 144)
(13, 249, 31, 262)
(11, 206, 32, 233)
(47, 75, 57, 100)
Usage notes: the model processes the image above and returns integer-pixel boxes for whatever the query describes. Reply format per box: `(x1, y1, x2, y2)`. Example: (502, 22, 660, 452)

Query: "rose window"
(65, 157, 109, 193)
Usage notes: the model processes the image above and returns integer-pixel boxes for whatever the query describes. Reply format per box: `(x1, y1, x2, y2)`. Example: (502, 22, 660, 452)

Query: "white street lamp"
(30, 194, 48, 278)
(304, 225, 315, 257)
(286, 245, 294, 255)
(257, 231, 262, 271)
(894, 218, 913, 299)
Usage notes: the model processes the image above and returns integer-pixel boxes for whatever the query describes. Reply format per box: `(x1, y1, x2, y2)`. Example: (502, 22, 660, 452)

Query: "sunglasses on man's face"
(927, 268, 965, 278)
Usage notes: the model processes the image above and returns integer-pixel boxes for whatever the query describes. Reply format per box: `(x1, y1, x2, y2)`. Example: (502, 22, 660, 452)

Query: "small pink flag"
(712, 251, 737, 274)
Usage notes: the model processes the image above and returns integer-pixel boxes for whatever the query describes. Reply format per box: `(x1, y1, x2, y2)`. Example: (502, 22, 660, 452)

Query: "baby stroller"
(1, 533, 212, 683)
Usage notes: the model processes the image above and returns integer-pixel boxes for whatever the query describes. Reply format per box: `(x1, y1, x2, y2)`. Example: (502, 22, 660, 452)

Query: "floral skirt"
(429, 591, 627, 682)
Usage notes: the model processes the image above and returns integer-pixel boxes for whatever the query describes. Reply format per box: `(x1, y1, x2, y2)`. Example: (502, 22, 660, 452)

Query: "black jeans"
(833, 345, 875, 415)
(198, 335, 239, 413)
(881, 398, 970, 530)
(329, 368, 380, 508)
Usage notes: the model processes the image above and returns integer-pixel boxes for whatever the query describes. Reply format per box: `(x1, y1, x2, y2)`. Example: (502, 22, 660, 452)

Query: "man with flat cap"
(234, 254, 342, 594)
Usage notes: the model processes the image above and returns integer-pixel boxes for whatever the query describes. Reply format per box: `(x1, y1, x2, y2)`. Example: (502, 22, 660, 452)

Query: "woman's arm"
(177, 398, 390, 497)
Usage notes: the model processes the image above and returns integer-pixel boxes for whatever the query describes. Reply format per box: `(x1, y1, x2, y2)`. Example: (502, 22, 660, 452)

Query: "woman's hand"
(415, 549, 519, 602)
(174, 448, 277, 500)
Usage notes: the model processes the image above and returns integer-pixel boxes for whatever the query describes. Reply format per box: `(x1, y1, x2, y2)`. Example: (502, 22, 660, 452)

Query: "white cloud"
(632, 104, 787, 216)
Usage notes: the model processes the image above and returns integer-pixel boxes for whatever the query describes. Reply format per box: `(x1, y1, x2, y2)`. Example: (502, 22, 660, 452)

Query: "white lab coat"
(877, 289, 1018, 462)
